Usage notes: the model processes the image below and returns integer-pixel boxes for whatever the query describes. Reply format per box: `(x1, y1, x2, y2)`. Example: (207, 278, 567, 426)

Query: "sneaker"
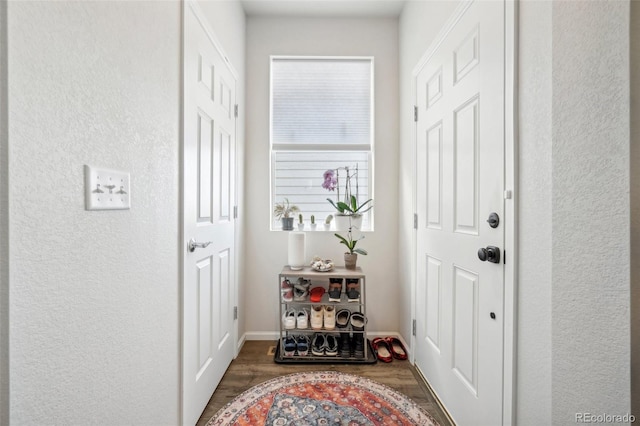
(283, 336, 296, 356)
(282, 309, 296, 330)
(311, 305, 324, 330)
(296, 308, 309, 329)
(325, 334, 338, 356)
(339, 333, 351, 357)
(336, 309, 351, 329)
(311, 333, 326, 356)
(294, 278, 311, 301)
(296, 335, 310, 356)
(346, 279, 360, 302)
(323, 305, 336, 330)
(281, 279, 293, 302)
(328, 278, 343, 302)
(350, 312, 366, 331)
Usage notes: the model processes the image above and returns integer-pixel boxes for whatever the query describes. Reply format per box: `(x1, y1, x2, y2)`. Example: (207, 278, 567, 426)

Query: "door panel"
(415, 1, 505, 425)
(183, 3, 236, 425)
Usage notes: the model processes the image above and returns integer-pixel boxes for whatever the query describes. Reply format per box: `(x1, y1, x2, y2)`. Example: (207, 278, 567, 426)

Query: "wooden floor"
(196, 340, 453, 426)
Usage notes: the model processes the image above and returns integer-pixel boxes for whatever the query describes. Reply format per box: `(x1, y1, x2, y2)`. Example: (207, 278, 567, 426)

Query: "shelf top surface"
(280, 265, 364, 278)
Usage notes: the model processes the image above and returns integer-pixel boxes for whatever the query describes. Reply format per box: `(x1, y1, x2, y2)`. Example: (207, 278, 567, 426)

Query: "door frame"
(410, 1, 517, 424)
(180, 0, 240, 423)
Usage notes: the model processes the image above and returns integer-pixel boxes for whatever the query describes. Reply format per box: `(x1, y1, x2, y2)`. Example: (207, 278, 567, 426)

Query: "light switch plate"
(84, 165, 131, 210)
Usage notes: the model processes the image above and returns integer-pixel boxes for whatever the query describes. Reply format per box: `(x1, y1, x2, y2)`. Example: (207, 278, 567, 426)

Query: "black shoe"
(350, 312, 366, 331)
(311, 333, 326, 356)
(328, 278, 343, 302)
(339, 333, 351, 358)
(325, 334, 338, 356)
(346, 278, 360, 302)
(353, 335, 365, 358)
(336, 309, 351, 329)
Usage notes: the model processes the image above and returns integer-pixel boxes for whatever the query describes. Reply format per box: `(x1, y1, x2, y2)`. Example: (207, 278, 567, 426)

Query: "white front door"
(415, 1, 507, 425)
(182, 3, 237, 425)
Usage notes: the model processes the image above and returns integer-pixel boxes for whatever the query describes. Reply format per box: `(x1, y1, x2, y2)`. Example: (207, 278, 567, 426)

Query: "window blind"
(271, 58, 372, 146)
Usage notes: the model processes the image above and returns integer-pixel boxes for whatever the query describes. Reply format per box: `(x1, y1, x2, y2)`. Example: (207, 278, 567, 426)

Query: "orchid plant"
(322, 165, 373, 215)
(334, 227, 368, 255)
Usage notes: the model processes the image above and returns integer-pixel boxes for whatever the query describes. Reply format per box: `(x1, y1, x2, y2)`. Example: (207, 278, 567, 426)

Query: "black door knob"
(487, 212, 500, 228)
(478, 246, 501, 264)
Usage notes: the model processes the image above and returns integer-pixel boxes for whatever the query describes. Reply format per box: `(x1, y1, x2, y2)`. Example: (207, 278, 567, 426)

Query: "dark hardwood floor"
(196, 340, 453, 426)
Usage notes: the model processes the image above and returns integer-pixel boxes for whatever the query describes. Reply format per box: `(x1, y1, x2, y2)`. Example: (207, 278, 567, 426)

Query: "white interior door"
(415, 1, 506, 425)
(182, 3, 236, 425)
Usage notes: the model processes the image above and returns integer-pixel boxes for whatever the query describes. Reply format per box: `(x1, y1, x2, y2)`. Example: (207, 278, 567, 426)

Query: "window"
(270, 56, 374, 230)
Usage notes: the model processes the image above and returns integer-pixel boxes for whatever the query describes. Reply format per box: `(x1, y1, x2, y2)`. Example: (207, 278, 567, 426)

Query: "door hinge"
(414, 213, 418, 229)
(233, 205, 238, 219)
(503, 250, 506, 265)
(233, 306, 238, 320)
(412, 319, 417, 336)
(414, 105, 418, 122)
(234, 104, 239, 118)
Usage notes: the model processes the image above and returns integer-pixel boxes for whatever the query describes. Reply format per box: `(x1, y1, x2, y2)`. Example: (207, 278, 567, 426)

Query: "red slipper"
(372, 337, 393, 363)
(309, 286, 325, 303)
(385, 337, 408, 360)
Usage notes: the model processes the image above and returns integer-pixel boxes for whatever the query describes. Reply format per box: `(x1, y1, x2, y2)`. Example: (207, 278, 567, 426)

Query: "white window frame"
(269, 55, 375, 231)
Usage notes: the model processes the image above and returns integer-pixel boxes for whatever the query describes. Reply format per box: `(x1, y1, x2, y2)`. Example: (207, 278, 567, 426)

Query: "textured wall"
(244, 17, 399, 336)
(631, 0, 640, 417)
(517, 1, 553, 423)
(551, 1, 630, 422)
(0, 0, 8, 423)
(398, 0, 459, 351)
(7, 1, 181, 424)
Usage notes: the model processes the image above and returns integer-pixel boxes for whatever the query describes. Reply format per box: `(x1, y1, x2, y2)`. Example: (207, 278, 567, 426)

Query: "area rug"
(206, 371, 440, 426)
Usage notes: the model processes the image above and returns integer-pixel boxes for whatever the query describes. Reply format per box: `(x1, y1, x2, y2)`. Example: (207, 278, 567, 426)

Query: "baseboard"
(244, 331, 280, 341)
(236, 333, 247, 355)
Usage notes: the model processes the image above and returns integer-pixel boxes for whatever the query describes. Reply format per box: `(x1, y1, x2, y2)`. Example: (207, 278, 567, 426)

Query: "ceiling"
(240, 0, 407, 18)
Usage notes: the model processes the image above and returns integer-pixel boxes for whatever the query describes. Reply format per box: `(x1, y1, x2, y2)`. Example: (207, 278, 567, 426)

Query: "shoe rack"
(274, 265, 377, 364)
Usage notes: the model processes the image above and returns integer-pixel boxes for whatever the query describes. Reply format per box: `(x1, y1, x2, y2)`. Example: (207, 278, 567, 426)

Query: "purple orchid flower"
(322, 169, 337, 191)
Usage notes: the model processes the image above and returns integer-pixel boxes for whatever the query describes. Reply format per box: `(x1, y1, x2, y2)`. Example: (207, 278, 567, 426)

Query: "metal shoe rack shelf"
(274, 265, 376, 364)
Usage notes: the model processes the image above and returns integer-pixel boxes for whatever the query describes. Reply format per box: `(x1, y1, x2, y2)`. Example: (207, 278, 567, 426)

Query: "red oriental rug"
(206, 371, 440, 426)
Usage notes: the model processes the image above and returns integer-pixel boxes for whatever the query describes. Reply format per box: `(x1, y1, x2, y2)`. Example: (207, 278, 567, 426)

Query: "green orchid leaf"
(354, 248, 368, 256)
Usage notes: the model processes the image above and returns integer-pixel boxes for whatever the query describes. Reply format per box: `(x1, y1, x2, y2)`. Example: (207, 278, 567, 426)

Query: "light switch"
(84, 165, 131, 210)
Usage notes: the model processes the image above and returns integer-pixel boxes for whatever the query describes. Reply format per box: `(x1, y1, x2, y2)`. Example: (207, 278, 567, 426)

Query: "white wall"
(400, 0, 631, 423)
(551, 1, 630, 420)
(632, 0, 640, 416)
(244, 16, 399, 336)
(0, 0, 9, 423)
(517, 1, 552, 423)
(7, 2, 182, 424)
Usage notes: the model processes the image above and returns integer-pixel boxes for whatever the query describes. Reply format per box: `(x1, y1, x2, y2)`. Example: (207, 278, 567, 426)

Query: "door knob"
(487, 212, 500, 228)
(188, 238, 212, 252)
(478, 246, 501, 264)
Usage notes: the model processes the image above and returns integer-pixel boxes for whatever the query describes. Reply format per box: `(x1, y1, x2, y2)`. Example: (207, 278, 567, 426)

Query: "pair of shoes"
(282, 335, 310, 356)
(328, 278, 343, 302)
(281, 279, 293, 302)
(310, 305, 336, 330)
(372, 337, 393, 363)
(310, 286, 325, 302)
(294, 278, 311, 301)
(282, 308, 309, 330)
(311, 333, 339, 356)
(346, 279, 360, 302)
